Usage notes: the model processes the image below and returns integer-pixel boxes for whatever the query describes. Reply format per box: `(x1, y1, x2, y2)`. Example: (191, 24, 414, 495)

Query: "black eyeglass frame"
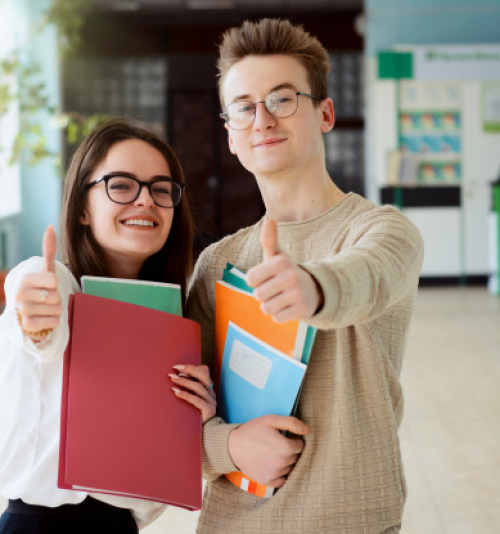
(220, 91, 322, 131)
(85, 173, 186, 209)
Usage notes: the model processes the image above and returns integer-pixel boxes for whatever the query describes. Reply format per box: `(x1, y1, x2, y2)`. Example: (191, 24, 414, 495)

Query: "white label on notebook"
(229, 339, 272, 390)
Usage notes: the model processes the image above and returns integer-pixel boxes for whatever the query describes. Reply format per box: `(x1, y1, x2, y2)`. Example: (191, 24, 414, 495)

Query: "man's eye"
(271, 93, 294, 106)
(236, 103, 254, 114)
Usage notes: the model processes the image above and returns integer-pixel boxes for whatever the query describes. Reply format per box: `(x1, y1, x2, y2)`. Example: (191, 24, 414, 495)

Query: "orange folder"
(214, 281, 305, 390)
(59, 293, 202, 510)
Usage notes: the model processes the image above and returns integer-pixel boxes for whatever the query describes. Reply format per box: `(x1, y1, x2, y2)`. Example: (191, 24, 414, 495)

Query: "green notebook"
(81, 276, 182, 317)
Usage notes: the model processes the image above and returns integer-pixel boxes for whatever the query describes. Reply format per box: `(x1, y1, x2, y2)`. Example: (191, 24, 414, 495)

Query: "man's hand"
(246, 219, 323, 323)
(15, 225, 62, 334)
(228, 414, 309, 488)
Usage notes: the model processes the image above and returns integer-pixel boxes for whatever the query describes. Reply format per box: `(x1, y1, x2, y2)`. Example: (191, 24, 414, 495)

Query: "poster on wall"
(398, 80, 462, 183)
(413, 46, 500, 81)
(482, 82, 500, 133)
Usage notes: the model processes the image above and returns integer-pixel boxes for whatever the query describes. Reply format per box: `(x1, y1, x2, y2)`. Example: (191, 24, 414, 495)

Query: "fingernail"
(172, 387, 181, 393)
(173, 364, 185, 370)
(168, 373, 178, 380)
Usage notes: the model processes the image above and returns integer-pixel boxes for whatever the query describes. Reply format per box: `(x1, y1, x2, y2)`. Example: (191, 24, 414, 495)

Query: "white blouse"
(0, 257, 165, 528)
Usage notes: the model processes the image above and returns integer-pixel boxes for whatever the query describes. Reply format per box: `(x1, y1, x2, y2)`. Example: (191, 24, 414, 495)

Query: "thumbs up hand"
(261, 218, 279, 261)
(246, 219, 324, 323)
(43, 222, 57, 274)
(15, 225, 63, 336)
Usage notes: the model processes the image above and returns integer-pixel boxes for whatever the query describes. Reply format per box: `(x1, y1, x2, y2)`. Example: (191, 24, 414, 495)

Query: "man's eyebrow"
(228, 83, 298, 104)
(270, 83, 297, 92)
(229, 93, 251, 103)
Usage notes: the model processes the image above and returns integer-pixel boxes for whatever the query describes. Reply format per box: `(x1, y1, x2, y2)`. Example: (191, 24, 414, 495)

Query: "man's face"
(222, 54, 334, 178)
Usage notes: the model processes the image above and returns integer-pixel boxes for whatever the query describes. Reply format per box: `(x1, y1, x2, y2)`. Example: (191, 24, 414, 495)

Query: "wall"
(367, 0, 500, 56)
(365, 0, 500, 279)
(365, 0, 500, 202)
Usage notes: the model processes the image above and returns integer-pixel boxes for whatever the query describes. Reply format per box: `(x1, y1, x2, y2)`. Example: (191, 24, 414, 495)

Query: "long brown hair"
(217, 18, 330, 106)
(60, 118, 193, 302)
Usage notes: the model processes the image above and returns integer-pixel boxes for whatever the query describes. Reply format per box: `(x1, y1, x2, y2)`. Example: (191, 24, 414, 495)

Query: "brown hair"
(217, 18, 330, 106)
(60, 118, 193, 303)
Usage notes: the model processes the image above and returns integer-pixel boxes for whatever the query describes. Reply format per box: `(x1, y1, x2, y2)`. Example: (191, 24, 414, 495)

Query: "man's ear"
(320, 98, 335, 133)
(226, 124, 237, 155)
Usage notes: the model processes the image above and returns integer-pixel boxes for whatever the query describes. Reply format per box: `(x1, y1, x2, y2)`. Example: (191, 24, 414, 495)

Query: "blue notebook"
(219, 322, 307, 424)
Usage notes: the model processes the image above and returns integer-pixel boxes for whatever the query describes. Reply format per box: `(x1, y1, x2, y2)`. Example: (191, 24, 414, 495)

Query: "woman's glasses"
(85, 174, 185, 208)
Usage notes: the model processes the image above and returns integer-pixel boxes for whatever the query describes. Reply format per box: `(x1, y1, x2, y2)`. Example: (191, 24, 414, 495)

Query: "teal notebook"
(222, 263, 316, 365)
(81, 276, 182, 317)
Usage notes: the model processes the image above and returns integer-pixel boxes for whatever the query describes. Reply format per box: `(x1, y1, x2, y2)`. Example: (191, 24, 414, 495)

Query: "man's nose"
(253, 101, 277, 130)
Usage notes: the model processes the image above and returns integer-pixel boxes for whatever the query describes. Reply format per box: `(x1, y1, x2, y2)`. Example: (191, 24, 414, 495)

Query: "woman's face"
(82, 139, 175, 278)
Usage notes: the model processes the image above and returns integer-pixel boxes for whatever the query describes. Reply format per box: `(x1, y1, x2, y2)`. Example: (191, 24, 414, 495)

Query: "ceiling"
(92, 0, 364, 13)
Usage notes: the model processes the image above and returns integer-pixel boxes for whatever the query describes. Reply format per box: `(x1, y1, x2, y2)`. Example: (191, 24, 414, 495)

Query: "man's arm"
(247, 208, 424, 330)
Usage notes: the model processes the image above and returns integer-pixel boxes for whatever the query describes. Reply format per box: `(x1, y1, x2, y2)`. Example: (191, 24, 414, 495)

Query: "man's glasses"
(85, 173, 185, 208)
(220, 89, 321, 131)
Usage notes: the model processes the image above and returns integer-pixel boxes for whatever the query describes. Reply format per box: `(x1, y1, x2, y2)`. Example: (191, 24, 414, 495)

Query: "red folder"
(59, 293, 202, 510)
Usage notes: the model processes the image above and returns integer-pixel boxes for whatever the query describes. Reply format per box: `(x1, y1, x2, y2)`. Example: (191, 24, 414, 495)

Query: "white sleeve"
(90, 494, 167, 529)
(0, 257, 80, 364)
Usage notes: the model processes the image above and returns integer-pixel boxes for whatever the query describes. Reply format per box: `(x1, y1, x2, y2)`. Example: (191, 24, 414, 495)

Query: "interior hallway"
(1, 286, 499, 533)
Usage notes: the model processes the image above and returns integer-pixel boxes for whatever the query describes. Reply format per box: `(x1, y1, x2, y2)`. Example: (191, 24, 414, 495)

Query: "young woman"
(0, 118, 216, 534)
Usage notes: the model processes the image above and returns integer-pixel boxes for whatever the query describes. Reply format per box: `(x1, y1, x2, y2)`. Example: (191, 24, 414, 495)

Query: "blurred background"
(0, 0, 499, 533)
(1, 0, 500, 280)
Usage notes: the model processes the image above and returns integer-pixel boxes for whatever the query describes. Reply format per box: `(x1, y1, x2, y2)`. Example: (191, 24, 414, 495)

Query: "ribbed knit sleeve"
(302, 205, 424, 330)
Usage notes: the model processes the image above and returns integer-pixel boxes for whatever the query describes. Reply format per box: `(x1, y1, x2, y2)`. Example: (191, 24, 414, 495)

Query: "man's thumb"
(43, 225, 57, 273)
(261, 218, 279, 261)
(273, 415, 309, 436)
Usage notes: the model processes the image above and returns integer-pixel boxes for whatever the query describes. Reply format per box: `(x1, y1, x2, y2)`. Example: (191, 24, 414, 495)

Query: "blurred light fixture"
(354, 12, 366, 37)
(187, 0, 236, 9)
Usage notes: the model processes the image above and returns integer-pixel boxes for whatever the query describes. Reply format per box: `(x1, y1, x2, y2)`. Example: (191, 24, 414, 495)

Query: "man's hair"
(60, 117, 193, 303)
(217, 18, 330, 106)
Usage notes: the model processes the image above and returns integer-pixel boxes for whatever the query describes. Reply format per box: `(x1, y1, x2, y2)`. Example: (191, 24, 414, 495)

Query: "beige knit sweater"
(186, 193, 424, 534)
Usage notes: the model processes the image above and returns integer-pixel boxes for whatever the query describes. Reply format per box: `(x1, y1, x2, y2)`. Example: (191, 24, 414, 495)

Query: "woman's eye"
(110, 181, 132, 191)
(152, 184, 172, 196)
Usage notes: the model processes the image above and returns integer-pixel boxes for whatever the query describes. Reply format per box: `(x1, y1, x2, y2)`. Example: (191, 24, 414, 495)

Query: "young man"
(187, 18, 424, 534)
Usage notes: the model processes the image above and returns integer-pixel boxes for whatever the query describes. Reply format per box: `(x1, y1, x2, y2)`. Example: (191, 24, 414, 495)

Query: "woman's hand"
(169, 364, 216, 423)
(15, 226, 62, 340)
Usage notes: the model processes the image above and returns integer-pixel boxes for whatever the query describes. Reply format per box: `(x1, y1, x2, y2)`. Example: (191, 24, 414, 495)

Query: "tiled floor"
(398, 287, 500, 534)
(1, 287, 499, 533)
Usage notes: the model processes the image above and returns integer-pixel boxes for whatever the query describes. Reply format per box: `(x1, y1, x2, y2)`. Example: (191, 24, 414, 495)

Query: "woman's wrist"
(16, 308, 54, 343)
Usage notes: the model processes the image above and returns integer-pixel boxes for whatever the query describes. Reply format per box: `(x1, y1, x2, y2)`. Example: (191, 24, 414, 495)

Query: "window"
(0, 0, 22, 219)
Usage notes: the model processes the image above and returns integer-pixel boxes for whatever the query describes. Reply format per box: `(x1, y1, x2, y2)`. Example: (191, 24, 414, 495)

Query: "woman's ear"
(80, 210, 90, 225)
